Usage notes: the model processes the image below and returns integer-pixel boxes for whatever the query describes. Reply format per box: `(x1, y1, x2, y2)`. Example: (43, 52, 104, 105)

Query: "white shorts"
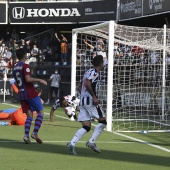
(64, 107, 76, 116)
(78, 105, 105, 122)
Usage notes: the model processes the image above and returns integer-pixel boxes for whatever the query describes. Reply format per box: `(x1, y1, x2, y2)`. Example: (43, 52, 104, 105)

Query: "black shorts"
(50, 86, 59, 95)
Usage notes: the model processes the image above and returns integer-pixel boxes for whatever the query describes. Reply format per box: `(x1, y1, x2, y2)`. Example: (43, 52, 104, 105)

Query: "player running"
(67, 55, 107, 155)
(50, 95, 80, 122)
(12, 48, 47, 144)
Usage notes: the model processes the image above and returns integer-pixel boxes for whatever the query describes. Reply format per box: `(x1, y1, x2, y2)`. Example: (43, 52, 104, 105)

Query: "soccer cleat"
(31, 134, 42, 144)
(23, 135, 31, 144)
(66, 142, 77, 155)
(86, 141, 101, 153)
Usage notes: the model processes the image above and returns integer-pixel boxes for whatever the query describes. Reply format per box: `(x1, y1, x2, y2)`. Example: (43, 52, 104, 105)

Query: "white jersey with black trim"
(52, 95, 79, 110)
(64, 95, 79, 109)
(52, 99, 61, 110)
(80, 68, 99, 106)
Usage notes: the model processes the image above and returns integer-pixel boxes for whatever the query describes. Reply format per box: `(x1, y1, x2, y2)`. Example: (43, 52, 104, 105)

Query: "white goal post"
(71, 21, 170, 132)
(71, 21, 114, 131)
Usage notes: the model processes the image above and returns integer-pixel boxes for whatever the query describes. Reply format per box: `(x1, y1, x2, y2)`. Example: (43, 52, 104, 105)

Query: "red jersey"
(13, 61, 38, 100)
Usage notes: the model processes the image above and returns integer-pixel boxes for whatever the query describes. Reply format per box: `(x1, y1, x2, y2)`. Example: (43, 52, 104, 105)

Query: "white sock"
(89, 123, 106, 143)
(71, 128, 87, 146)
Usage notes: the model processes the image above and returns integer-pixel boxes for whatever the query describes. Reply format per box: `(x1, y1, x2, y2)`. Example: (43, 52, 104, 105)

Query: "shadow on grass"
(0, 139, 170, 167)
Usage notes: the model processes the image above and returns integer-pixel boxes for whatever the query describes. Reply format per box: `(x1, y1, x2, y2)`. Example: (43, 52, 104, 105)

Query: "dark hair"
(59, 96, 65, 102)
(72, 96, 76, 101)
(16, 48, 26, 60)
(91, 55, 103, 66)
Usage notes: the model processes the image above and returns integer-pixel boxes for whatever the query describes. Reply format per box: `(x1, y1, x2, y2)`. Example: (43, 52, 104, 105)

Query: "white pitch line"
(44, 112, 70, 120)
(2, 103, 20, 108)
(2, 103, 71, 121)
(111, 131, 170, 153)
(2, 102, 170, 153)
(0, 140, 134, 144)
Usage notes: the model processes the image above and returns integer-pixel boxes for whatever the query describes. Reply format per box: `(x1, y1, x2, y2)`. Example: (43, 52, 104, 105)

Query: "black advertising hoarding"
(0, 81, 11, 96)
(119, 0, 142, 20)
(0, 2, 7, 24)
(143, 0, 170, 16)
(9, 0, 117, 24)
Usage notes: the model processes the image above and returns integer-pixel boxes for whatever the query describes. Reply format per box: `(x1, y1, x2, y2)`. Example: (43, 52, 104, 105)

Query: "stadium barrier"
(0, 65, 72, 103)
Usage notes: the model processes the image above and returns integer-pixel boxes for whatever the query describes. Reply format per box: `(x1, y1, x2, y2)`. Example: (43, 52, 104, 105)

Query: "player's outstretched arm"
(25, 75, 47, 86)
(10, 78, 19, 93)
(50, 108, 55, 122)
(11, 84, 19, 94)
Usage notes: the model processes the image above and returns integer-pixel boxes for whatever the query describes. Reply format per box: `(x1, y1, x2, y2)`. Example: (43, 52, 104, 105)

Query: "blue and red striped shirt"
(13, 62, 37, 100)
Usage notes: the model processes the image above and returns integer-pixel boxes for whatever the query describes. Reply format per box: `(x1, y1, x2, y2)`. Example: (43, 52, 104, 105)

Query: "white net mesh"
(73, 22, 170, 132)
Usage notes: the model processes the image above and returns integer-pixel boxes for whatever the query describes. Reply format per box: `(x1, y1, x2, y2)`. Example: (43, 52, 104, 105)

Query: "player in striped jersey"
(67, 55, 107, 155)
(13, 48, 47, 144)
(50, 95, 80, 122)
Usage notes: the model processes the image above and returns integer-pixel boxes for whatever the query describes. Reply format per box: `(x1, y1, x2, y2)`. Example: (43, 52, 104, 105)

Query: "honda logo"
(12, 7, 25, 19)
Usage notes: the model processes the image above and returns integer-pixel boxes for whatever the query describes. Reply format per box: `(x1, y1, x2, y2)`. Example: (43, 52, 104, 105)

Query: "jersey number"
(16, 72, 22, 87)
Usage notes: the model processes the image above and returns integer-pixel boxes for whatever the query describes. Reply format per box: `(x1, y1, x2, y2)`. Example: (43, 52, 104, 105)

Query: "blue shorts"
(27, 96, 43, 112)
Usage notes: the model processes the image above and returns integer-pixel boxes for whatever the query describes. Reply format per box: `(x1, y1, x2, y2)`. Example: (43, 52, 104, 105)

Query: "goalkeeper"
(50, 95, 80, 122)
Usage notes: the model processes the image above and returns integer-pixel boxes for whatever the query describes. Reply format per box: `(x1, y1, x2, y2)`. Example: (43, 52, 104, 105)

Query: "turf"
(0, 103, 170, 170)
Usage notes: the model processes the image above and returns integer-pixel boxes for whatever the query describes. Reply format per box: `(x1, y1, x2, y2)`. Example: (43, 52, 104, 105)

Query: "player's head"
(91, 55, 103, 69)
(72, 96, 76, 101)
(60, 96, 67, 107)
(16, 48, 27, 61)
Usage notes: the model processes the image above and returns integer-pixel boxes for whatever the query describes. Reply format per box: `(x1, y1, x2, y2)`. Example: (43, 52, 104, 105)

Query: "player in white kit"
(50, 95, 80, 122)
(67, 55, 107, 155)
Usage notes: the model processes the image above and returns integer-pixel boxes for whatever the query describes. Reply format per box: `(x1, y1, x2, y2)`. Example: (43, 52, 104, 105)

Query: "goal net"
(71, 21, 170, 132)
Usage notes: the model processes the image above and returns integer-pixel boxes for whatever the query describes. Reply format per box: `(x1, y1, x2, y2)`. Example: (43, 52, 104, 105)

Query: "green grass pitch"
(0, 103, 170, 170)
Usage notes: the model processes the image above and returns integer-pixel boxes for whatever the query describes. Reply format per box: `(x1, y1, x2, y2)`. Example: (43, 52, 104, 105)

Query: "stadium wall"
(0, 66, 71, 103)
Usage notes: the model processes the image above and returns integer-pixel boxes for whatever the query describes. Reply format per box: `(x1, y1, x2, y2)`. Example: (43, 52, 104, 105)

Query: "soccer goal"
(71, 21, 170, 132)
